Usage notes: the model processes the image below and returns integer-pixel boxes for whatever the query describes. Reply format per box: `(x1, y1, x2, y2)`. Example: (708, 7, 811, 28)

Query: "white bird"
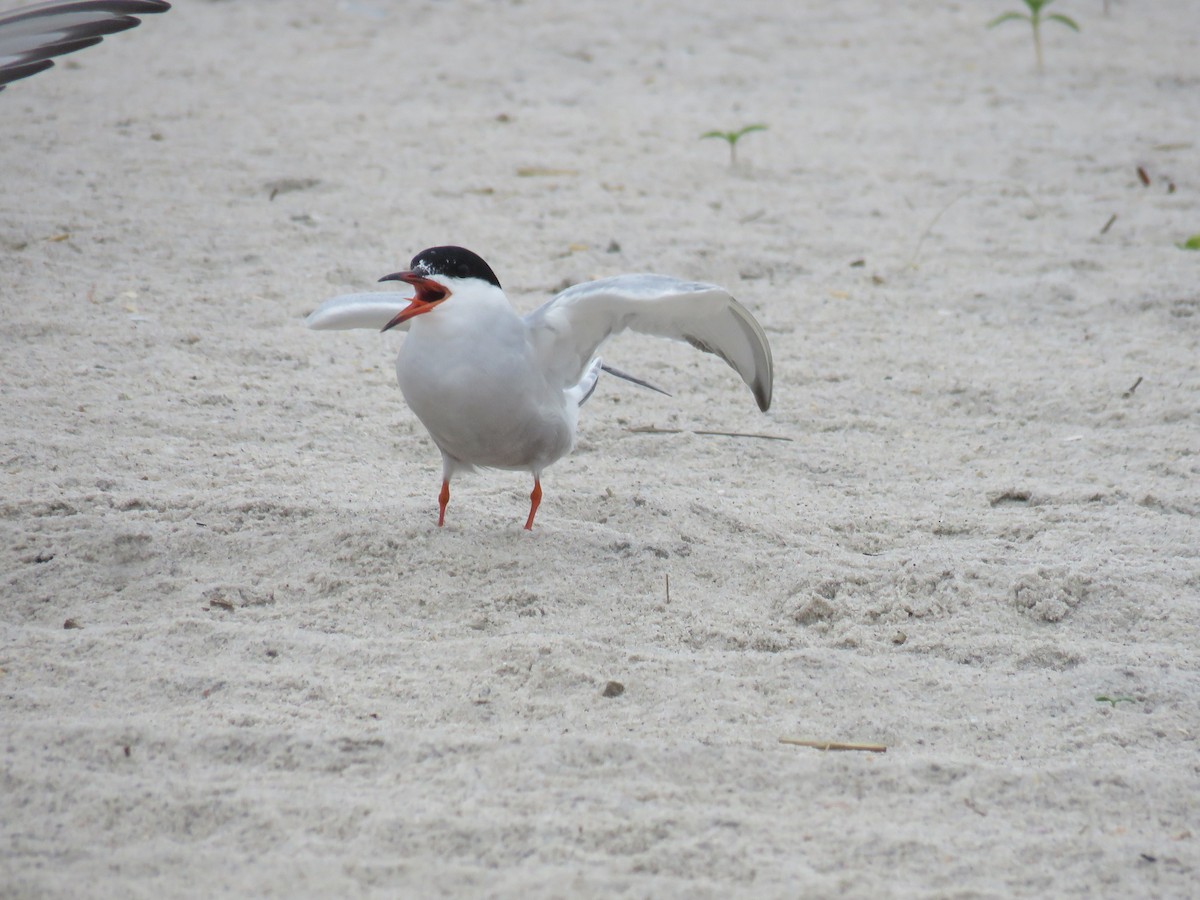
(0, 0, 169, 92)
(306, 246, 773, 530)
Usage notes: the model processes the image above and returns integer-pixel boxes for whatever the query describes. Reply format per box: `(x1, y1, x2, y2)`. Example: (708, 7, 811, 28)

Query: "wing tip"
(0, 1, 171, 89)
(729, 299, 773, 413)
(754, 381, 772, 412)
(303, 306, 344, 330)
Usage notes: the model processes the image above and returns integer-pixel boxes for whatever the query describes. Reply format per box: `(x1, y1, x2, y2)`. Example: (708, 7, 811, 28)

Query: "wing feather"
(524, 274, 773, 411)
(0, 1, 170, 90)
(304, 292, 412, 332)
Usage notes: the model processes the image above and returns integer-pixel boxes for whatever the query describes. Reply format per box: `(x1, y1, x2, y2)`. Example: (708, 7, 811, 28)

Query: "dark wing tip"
(0, 59, 53, 87)
(753, 380, 771, 412)
(731, 301, 773, 413)
(0, 1, 171, 89)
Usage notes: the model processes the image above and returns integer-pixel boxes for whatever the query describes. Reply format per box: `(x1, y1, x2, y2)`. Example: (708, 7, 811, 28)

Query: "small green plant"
(988, 0, 1080, 72)
(701, 124, 767, 167)
(1176, 234, 1200, 251)
(1095, 695, 1136, 707)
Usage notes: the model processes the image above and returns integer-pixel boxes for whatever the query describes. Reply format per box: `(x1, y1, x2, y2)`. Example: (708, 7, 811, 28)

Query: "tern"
(0, 0, 169, 92)
(306, 246, 773, 530)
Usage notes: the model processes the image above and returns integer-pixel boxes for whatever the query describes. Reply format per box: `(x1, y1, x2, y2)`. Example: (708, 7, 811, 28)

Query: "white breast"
(394, 284, 577, 473)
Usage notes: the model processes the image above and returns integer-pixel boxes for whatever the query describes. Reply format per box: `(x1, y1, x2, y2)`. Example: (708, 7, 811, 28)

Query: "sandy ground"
(2, 0, 1199, 896)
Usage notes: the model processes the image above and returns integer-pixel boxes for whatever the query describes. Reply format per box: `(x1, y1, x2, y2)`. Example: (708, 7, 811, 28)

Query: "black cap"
(410, 246, 501, 288)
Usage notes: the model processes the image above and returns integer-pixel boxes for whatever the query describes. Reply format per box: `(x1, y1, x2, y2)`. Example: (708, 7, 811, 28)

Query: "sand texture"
(2, 0, 1198, 896)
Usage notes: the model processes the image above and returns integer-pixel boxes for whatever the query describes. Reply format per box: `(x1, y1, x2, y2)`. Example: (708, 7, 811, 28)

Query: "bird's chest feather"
(395, 316, 572, 468)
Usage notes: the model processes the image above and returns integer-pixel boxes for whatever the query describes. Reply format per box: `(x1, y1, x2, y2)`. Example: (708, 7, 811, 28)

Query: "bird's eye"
(457, 265, 470, 278)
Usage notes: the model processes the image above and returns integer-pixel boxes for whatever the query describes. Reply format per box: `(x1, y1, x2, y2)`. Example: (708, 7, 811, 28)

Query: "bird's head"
(379, 246, 502, 331)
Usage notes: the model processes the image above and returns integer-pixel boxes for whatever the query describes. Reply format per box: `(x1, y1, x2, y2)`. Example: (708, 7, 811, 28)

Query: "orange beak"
(378, 271, 450, 331)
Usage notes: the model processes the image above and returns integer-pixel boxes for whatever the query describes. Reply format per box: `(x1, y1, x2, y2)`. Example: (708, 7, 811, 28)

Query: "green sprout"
(1095, 695, 1136, 708)
(700, 124, 767, 167)
(1176, 234, 1200, 251)
(988, 0, 1080, 73)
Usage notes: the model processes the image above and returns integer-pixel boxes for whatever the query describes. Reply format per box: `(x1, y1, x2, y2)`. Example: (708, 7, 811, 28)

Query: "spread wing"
(0, 0, 169, 91)
(523, 274, 773, 412)
(304, 292, 413, 333)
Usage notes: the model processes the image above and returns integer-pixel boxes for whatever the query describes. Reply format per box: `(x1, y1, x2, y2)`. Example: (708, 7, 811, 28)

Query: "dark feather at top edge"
(0, 0, 170, 26)
(0, 2, 170, 87)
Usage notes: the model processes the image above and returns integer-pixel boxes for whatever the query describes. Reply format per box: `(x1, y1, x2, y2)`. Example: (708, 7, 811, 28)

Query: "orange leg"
(523, 478, 542, 531)
(438, 479, 450, 527)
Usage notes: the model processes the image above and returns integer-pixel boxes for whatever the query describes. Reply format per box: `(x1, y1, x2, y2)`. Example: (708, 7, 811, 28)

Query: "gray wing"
(305, 292, 412, 332)
(524, 274, 773, 412)
(0, 0, 169, 91)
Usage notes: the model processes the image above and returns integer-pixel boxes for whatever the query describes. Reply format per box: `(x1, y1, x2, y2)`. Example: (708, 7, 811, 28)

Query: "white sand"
(2, 0, 1198, 895)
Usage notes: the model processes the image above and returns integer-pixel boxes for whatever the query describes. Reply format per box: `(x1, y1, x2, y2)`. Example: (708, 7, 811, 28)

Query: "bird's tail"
(599, 363, 671, 398)
(567, 358, 604, 407)
(569, 360, 673, 407)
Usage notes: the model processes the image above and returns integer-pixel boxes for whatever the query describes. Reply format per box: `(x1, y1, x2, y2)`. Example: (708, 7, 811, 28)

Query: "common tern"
(0, 0, 169, 92)
(306, 246, 774, 530)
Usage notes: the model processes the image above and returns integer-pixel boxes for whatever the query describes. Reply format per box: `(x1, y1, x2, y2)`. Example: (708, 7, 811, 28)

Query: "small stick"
(628, 426, 792, 442)
(1099, 213, 1117, 235)
(695, 429, 793, 442)
(665, 573, 670, 604)
(1122, 376, 1143, 398)
(779, 737, 887, 753)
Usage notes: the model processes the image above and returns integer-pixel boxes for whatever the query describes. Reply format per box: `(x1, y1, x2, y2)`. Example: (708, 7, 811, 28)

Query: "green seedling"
(701, 124, 767, 167)
(1176, 234, 1200, 251)
(988, 0, 1080, 72)
(1095, 695, 1136, 707)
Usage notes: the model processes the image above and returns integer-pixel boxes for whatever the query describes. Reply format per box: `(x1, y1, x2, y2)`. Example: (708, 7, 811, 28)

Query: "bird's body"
(395, 285, 576, 476)
(307, 246, 773, 529)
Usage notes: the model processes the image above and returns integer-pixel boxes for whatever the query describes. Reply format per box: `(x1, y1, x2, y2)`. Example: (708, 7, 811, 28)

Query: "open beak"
(378, 271, 450, 331)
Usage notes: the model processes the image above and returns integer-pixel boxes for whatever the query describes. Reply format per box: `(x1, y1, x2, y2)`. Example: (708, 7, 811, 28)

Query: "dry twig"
(779, 737, 888, 753)
(628, 426, 792, 442)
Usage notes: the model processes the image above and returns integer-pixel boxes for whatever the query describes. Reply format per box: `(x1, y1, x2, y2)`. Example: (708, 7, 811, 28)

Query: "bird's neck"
(411, 284, 520, 339)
